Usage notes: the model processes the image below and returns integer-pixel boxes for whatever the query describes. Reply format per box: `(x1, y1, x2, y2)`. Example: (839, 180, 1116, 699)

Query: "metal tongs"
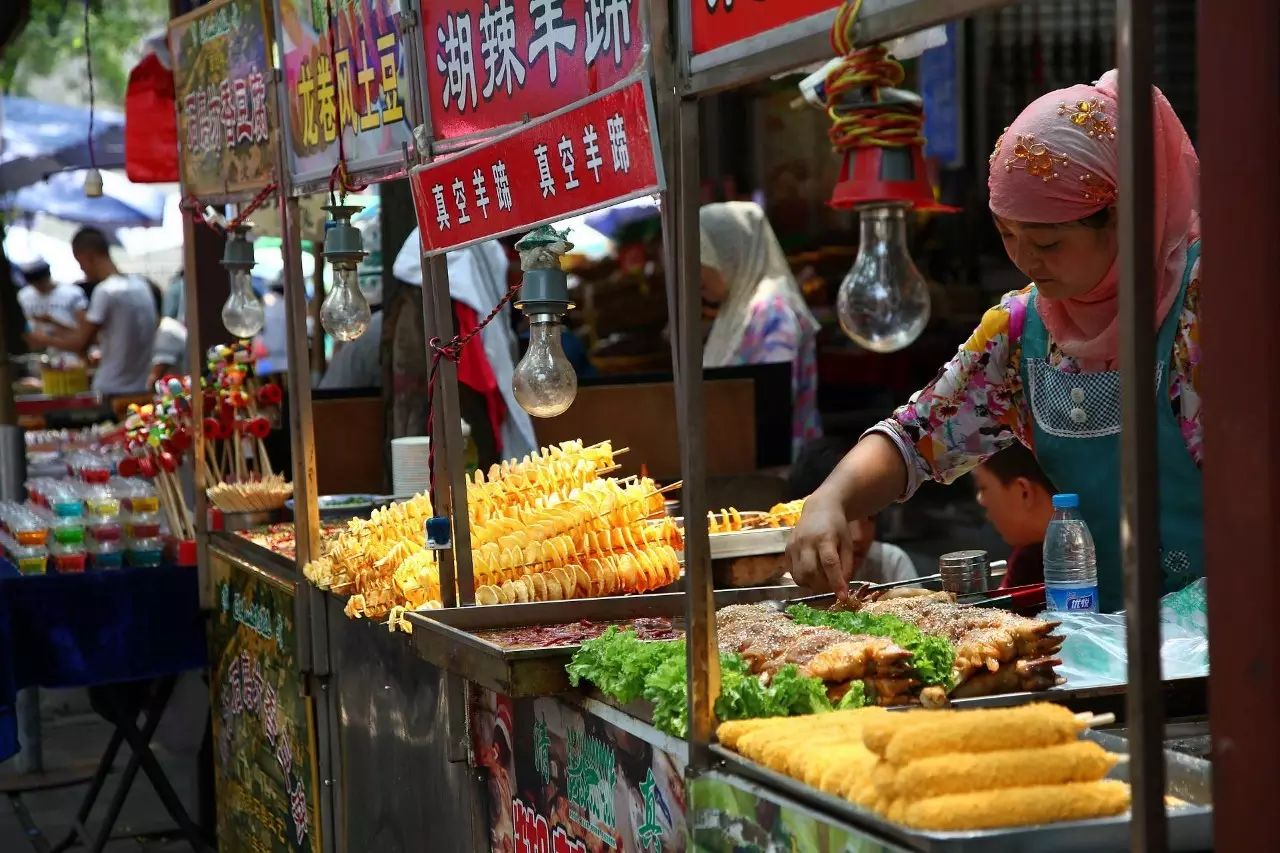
(784, 559, 1011, 611)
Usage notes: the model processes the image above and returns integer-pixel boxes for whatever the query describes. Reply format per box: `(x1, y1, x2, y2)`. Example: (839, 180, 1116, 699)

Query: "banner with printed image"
(275, 0, 415, 188)
(474, 690, 687, 852)
(168, 0, 277, 199)
(208, 553, 320, 853)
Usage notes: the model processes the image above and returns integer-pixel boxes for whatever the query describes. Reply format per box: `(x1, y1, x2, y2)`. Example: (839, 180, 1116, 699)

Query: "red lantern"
(124, 52, 178, 183)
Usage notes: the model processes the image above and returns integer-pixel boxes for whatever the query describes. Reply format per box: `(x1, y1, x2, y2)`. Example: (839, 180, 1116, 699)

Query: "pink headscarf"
(987, 70, 1200, 370)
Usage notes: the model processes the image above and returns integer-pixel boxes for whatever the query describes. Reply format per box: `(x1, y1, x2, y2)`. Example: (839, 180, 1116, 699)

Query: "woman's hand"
(785, 486, 856, 598)
(783, 433, 911, 599)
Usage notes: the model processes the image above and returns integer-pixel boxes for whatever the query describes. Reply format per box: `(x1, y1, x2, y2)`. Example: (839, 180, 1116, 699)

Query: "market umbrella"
(582, 197, 660, 238)
(4, 168, 168, 228)
(0, 95, 125, 193)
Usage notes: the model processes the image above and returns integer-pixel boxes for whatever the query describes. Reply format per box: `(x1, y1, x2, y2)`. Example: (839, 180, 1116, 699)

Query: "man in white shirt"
(16, 260, 88, 359)
(28, 228, 157, 395)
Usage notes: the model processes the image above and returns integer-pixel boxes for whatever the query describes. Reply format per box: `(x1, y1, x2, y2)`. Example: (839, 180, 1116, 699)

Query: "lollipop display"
(121, 377, 197, 543)
(198, 342, 291, 513)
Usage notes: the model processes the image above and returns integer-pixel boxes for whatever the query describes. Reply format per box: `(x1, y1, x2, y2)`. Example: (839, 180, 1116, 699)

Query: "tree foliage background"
(1, 0, 169, 105)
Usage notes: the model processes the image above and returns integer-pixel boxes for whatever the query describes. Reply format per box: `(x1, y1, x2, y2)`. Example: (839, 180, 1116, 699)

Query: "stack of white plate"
(391, 436, 432, 497)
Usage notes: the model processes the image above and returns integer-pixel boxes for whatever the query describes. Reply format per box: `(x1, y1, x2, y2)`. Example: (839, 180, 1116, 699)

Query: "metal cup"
(939, 549, 990, 595)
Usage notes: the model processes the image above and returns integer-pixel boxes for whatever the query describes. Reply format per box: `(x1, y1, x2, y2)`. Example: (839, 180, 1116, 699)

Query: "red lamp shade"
(829, 144, 957, 213)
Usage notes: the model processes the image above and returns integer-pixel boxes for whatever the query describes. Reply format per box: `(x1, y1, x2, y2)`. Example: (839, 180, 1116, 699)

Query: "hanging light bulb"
(319, 204, 371, 342)
(836, 203, 930, 352)
(512, 227, 577, 418)
(220, 224, 265, 338)
(513, 313, 578, 418)
(83, 168, 104, 198)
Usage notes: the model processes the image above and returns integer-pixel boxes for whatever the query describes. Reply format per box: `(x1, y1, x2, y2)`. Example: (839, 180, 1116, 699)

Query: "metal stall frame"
(663, 0, 1167, 848)
(263, 0, 483, 849)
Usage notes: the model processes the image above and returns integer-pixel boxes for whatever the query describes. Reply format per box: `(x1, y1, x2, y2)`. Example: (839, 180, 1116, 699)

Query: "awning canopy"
(0, 95, 125, 193)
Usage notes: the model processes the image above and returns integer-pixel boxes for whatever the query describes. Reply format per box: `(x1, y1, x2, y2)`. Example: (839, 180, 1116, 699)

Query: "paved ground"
(0, 686, 207, 852)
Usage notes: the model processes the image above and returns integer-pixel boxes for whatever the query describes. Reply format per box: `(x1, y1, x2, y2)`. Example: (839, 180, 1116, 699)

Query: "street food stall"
(105, 0, 1259, 849)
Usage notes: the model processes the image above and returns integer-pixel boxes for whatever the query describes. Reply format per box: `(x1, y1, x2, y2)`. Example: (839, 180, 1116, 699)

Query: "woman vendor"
(700, 201, 823, 460)
(786, 70, 1202, 612)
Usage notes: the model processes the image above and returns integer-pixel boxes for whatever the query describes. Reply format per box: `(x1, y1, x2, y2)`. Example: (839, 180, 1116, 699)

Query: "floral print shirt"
(873, 254, 1203, 498)
(735, 293, 823, 460)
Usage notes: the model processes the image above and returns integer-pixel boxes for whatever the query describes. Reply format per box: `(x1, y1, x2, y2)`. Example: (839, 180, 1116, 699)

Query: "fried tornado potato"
(881, 703, 1081, 765)
(882, 740, 1117, 800)
(898, 780, 1131, 831)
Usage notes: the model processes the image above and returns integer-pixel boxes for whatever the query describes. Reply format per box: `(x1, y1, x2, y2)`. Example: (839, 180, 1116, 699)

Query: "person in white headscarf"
(700, 201, 822, 459)
(392, 231, 538, 460)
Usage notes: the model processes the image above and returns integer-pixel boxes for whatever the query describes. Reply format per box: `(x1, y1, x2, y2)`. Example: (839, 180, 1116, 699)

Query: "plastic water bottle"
(1042, 494, 1100, 613)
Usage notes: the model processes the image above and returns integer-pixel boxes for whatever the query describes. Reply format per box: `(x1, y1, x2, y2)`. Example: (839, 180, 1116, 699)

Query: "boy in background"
(970, 444, 1057, 587)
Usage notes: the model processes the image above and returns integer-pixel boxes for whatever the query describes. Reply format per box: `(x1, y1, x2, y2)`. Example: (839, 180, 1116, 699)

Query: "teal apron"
(1019, 243, 1203, 612)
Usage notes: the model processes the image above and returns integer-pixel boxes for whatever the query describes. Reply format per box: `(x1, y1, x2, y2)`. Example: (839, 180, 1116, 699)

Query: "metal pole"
(673, 94, 718, 771)
(270, 50, 338, 853)
(406, 0, 477, 771)
(274, 150, 323, 683)
(1116, 0, 1165, 849)
(649, 0, 682, 385)
(179, 194, 215, 610)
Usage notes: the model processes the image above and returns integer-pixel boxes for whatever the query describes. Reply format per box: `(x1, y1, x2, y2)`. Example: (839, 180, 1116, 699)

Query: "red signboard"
(423, 0, 645, 143)
(409, 78, 662, 255)
(689, 0, 837, 56)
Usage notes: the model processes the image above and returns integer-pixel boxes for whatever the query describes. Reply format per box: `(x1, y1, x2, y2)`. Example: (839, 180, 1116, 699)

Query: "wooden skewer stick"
(655, 480, 683, 495)
(257, 438, 273, 478)
(1076, 712, 1117, 728)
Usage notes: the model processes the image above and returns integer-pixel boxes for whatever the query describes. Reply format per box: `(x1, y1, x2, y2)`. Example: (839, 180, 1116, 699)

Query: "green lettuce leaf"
(835, 680, 869, 710)
(567, 630, 840, 737)
(566, 626, 682, 703)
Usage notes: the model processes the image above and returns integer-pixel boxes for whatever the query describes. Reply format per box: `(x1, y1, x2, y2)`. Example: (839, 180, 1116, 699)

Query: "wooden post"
(1199, 0, 1280, 847)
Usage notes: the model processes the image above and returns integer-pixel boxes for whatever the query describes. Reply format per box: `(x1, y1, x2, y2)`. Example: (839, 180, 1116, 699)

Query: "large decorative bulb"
(836, 204, 930, 352)
(320, 265, 371, 341)
(221, 268, 265, 337)
(513, 317, 577, 418)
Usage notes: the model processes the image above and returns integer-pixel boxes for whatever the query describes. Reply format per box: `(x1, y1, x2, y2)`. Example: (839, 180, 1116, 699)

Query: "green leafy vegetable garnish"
(835, 680, 869, 710)
(568, 628, 848, 737)
(786, 603, 957, 691)
(566, 626, 682, 703)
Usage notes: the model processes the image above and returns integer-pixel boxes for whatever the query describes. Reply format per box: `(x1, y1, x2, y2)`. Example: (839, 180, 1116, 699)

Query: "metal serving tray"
(402, 576, 1083, 699)
(712, 729, 1213, 852)
(403, 584, 803, 696)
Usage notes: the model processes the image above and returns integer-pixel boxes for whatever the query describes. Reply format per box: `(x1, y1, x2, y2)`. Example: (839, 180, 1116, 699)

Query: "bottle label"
(1046, 584, 1100, 613)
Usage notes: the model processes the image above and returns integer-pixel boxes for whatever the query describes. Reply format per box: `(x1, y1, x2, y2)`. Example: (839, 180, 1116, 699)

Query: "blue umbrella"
(582, 197, 660, 238)
(4, 168, 167, 227)
(0, 95, 125, 192)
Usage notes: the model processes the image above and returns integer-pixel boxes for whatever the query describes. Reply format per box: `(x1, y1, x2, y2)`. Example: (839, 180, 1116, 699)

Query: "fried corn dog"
(883, 740, 1118, 800)
(882, 703, 1080, 765)
(862, 709, 957, 757)
(717, 717, 782, 750)
(898, 780, 1131, 831)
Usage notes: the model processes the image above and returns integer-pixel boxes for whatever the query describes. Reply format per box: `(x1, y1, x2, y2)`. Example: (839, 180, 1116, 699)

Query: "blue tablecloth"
(0, 561, 206, 761)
